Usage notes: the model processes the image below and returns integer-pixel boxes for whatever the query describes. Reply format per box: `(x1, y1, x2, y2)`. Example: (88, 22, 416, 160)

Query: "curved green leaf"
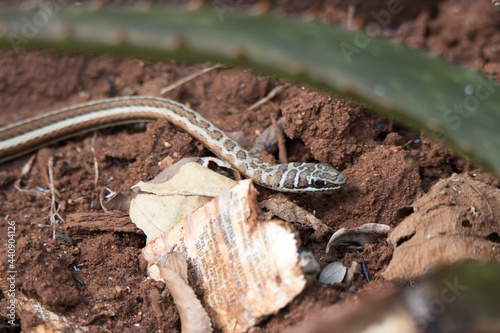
(0, 6, 499, 174)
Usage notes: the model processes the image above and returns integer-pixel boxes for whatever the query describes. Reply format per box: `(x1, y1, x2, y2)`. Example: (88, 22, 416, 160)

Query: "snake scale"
(0, 96, 346, 192)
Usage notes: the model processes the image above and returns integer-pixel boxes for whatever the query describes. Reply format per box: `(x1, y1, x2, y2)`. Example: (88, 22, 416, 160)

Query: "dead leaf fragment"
(130, 162, 236, 242)
(384, 175, 500, 281)
(326, 223, 390, 253)
(157, 252, 212, 333)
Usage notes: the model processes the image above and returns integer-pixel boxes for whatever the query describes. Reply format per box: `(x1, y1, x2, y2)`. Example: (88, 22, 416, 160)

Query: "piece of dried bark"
(157, 252, 212, 333)
(261, 193, 331, 240)
(64, 211, 142, 235)
(325, 223, 390, 252)
(383, 174, 500, 281)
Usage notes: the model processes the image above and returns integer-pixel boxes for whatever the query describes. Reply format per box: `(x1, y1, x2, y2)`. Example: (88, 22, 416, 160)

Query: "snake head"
(278, 162, 346, 192)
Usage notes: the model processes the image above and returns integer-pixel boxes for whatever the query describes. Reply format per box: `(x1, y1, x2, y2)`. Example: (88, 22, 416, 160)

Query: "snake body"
(0, 96, 346, 192)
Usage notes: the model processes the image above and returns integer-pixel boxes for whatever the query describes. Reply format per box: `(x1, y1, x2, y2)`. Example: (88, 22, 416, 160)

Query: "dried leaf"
(100, 190, 131, 213)
(326, 223, 390, 253)
(149, 157, 201, 184)
(157, 252, 212, 333)
(130, 162, 235, 242)
(384, 174, 500, 281)
(143, 180, 306, 332)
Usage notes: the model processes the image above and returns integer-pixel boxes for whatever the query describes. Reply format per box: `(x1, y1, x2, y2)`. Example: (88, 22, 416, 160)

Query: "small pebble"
(319, 262, 346, 286)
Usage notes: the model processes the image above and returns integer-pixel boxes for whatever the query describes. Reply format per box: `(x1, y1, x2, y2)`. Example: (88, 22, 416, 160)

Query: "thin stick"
(161, 64, 224, 95)
(14, 184, 47, 198)
(20, 155, 36, 178)
(271, 115, 288, 164)
(247, 84, 287, 111)
(346, 4, 356, 30)
(48, 157, 57, 240)
(360, 255, 371, 283)
(91, 132, 99, 186)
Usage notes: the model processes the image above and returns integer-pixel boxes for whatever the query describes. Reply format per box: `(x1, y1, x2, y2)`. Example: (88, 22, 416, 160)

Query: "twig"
(270, 114, 288, 164)
(161, 64, 225, 95)
(20, 154, 36, 177)
(91, 132, 99, 186)
(13, 184, 47, 198)
(346, 4, 356, 30)
(247, 84, 287, 111)
(360, 255, 371, 283)
(47, 157, 65, 239)
(14, 155, 37, 188)
(48, 157, 57, 239)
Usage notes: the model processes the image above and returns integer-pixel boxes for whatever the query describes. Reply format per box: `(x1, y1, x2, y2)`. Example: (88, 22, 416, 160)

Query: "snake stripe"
(0, 96, 346, 192)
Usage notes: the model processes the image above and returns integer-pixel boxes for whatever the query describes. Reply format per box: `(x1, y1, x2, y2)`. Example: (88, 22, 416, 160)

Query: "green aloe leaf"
(0, 5, 499, 175)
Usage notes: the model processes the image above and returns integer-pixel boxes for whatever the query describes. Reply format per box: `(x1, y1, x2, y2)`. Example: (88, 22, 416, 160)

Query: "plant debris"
(142, 180, 306, 332)
(384, 174, 500, 281)
(326, 223, 390, 252)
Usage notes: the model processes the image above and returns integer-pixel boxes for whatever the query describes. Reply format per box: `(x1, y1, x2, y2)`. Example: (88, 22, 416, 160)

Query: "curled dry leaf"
(383, 174, 500, 281)
(100, 157, 237, 214)
(143, 180, 306, 332)
(149, 157, 202, 184)
(261, 193, 331, 240)
(130, 162, 235, 243)
(326, 223, 390, 253)
(157, 252, 212, 333)
(100, 189, 131, 213)
(318, 262, 347, 286)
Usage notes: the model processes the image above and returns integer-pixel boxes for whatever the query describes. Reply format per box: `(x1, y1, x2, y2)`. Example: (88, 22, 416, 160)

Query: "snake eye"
(313, 179, 324, 188)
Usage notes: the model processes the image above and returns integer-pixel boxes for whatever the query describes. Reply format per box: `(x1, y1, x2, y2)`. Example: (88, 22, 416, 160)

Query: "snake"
(0, 96, 346, 192)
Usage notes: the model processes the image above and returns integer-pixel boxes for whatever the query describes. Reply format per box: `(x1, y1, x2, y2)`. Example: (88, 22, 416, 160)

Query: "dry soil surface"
(1, 0, 499, 332)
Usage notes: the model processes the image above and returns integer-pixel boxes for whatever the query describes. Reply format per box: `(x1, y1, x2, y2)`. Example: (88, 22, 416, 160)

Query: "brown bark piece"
(384, 174, 500, 281)
(64, 211, 142, 235)
(260, 193, 332, 240)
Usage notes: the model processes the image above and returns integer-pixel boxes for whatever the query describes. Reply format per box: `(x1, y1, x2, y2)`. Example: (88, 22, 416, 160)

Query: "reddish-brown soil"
(0, 0, 499, 332)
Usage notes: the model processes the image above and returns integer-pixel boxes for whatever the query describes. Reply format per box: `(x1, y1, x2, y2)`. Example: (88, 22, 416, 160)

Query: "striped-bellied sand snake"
(0, 96, 346, 192)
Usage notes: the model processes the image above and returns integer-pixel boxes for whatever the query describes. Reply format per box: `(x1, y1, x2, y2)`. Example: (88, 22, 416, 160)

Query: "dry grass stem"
(161, 64, 224, 95)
